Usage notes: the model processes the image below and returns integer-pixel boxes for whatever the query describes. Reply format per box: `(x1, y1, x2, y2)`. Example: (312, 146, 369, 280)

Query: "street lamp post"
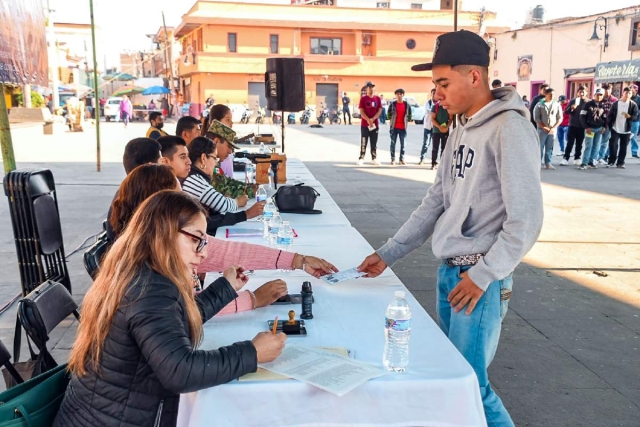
(588, 16, 609, 52)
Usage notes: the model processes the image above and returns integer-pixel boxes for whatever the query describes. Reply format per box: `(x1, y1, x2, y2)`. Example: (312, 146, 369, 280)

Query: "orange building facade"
(175, 1, 504, 116)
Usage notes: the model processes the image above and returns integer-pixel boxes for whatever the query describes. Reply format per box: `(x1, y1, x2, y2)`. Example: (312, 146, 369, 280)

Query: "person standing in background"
(556, 95, 570, 156)
(430, 100, 451, 170)
(208, 104, 236, 177)
(629, 84, 640, 159)
(148, 99, 156, 111)
(606, 87, 638, 169)
(533, 87, 562, 169)
(379, 94, 388, 125)
(560, 86, 588, 166)
(342, 91, 352, 125)
(595, 83, 618, 165)
(387, 88, 412, 165)
(357, 82, 382, 166)
(529, 84, 549, 127)
(419, 88, 436, 165)
(578, 88, 606, 170)
(522, 95, 530, 108)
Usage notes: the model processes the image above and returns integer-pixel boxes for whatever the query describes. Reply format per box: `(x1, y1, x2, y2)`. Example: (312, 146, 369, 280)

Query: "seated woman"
(54, 191, 286, 427)
(109, 164, 335, 313)
(182, 133, 263, 236)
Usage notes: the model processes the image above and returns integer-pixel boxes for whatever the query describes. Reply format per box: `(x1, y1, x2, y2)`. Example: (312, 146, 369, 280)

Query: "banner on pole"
(0, 0, 49, 86)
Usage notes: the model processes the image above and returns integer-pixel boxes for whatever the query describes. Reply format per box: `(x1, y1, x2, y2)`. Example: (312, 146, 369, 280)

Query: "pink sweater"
(200, 236, 296, 316)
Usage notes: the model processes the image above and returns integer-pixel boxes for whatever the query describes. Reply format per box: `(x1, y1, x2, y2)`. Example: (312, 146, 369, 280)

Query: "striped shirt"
(182, 171, 238, 214)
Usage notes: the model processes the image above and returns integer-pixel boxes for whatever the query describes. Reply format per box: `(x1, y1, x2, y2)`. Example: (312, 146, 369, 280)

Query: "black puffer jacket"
(54, 267, 257, 427)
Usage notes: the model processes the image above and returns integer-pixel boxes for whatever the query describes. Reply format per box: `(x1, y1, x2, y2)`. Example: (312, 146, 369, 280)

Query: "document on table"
(320, 267, 366, 285)
(258, 345, 386, 396)
(239, 347, 350, 382)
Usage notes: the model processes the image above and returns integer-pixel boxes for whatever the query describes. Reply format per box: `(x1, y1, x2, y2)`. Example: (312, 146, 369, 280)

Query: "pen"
(272, 316, 278, 334)
(292, 228, 298, 238)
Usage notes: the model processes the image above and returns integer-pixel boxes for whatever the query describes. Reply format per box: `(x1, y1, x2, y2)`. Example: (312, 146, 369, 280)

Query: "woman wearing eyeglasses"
(55, 191, 286, 427)
(109, 164, 289, 313)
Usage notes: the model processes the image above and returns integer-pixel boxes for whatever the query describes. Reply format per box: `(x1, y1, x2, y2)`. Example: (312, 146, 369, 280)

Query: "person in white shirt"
(419, 88, 436, 165)
(606, 87, 639, 169)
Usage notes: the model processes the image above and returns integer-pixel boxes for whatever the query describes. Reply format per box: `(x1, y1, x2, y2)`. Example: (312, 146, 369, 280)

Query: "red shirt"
(394, 102, 406, 130)
(359, 95, 382, 128)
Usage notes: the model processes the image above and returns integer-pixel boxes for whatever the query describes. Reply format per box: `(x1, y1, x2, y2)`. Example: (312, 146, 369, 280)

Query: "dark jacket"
(54, 267, 257, 427)
(607, 99, 639, 134)
(529, 94, 544, 126)
(182, 166, 247, 236)
(565, 98, 587, 128)
(579, 100, 606, 129)
(386, 100, 412, 130)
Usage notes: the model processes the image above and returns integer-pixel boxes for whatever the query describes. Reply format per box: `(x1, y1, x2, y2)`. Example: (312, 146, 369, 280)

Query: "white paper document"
(320, 267, 366, 285)
(259, 345, 386, 397)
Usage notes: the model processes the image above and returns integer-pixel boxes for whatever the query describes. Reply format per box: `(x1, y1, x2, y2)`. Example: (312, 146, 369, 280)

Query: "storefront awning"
(564, 67, 595, 79)
(594, 60, 640, 84)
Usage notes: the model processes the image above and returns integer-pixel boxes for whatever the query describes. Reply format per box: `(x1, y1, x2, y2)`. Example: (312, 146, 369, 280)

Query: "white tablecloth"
(178, 159, 486, 427)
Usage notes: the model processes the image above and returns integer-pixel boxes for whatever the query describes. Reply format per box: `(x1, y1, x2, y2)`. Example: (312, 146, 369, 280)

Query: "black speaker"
(265, 58, 305, 112)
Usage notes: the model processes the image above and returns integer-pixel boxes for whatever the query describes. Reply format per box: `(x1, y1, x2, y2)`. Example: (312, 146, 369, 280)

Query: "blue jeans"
(390, 128, 407, 161)
(537, 129, 554, 165)
(379, 107, 387, 124)
(630, 121, 639, 156)
(437, 263, 515, 427)
(420, 128, 432, 161)
(556, 126, 568, 153)
(598, 127, 611, 161)
(583, 127, 603, 166)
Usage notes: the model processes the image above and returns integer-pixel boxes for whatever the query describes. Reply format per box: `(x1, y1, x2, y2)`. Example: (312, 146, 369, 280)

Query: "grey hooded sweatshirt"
(377, 87, 544, 291)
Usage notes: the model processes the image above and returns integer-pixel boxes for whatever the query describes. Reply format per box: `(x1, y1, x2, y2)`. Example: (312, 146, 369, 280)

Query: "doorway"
(316, 83, 339, 115)
(530, 81, 546, 100)
(248, 82, 268, 118)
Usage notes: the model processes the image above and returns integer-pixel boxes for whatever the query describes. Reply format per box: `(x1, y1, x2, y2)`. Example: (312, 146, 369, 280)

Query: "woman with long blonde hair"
(55, 191, 286, 427)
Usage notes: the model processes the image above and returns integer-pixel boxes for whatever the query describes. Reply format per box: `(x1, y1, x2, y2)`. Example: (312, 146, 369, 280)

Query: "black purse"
(272, 184, 322, 214)
(83, 231, 111, 279)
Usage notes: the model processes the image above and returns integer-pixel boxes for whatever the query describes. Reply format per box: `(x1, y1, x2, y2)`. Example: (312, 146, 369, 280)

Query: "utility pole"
(454, 0, 458, 31)
(162, 11, 175, 118)
(46, 0, 59, 110)
(89, 0, 101, 171)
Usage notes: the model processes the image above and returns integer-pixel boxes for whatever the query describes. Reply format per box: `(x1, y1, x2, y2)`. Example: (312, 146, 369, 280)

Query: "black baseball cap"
(364, 81, 375, 88)
(412, 30, 490, 72)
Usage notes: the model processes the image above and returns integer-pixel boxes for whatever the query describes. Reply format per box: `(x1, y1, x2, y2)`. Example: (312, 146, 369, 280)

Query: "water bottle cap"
(394, 291, 406, 299)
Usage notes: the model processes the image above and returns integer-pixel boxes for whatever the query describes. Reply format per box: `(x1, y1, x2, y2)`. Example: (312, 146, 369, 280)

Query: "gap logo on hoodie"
(452, 144, 476, 179)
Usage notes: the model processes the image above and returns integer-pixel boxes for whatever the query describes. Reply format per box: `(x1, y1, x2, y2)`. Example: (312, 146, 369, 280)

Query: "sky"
(49, 0, 640, 69)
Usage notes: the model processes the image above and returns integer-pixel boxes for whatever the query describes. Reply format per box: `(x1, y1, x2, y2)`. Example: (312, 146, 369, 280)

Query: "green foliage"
(15, 91, 45, 108)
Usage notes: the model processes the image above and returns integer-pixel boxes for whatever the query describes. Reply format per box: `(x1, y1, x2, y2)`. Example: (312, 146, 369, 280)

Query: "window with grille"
(228, 33, 237, 53)
(630, 18, 640, 51)
(270, 35, 279, 54)
(411, 3, 422, 9)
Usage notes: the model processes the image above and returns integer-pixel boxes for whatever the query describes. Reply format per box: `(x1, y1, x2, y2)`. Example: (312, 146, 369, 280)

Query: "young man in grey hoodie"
(534, 87, 563, 169)
(358, 30, 543, 427)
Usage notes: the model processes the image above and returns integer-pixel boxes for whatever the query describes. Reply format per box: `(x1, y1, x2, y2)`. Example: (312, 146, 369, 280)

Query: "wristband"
(248, 290, 257, 309)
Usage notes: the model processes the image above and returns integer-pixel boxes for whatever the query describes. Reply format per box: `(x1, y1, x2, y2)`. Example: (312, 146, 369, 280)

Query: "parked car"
(404, 96, 426, 124)
(104, 97, 123, 122)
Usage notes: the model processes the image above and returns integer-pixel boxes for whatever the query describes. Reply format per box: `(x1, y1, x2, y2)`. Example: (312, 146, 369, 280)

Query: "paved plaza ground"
(1, 119, 639, 426)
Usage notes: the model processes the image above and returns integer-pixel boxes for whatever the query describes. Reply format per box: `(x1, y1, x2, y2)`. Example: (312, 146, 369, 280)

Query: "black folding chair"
(0, 338, 24, 385)
(17, 281, 80, 372)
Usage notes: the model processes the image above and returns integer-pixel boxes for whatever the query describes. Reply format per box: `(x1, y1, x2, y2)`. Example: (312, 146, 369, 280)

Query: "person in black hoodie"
(560, 85, 588, 166)
(55, 191, 286, 427)
(606, 87, 639, 168)
(578, 89, 606, 170)
(182, 136, 264, 236)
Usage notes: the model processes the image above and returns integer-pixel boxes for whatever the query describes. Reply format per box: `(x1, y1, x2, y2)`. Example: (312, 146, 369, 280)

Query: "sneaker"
(372, 159, 380, 165)
(399, 160, 406, 165)
(356, 159, 364, 166)
(598, 159, 607, 165)
(577, 165, 587, 170)
(632, 155, 639, 159)
(545, 164, 556, 170)
(431, 164, 437, 170)
(606, 164, 613, 168)
(556, 152, 564, 156)
(418, 160, 424, 165)
(560, 159, 568, 166)
(617, 164, 625, 169)
(573, 158, 581, 165)
(587, 164, 597, 169)
(390, 160, 396, 166)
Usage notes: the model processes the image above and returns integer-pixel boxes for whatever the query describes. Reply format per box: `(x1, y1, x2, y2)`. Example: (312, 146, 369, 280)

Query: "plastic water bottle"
(256, 185, 267, 203)
(268, 169, 274, 188)
(383, 291, 412, 372)
(277, 221, 294, 250)
(259, 142, 265, 154)
(262, 200, 277, 238)
(267, 214, 283, 245)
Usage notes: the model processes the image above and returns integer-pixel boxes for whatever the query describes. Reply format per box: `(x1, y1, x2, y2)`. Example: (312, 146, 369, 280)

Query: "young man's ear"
(158, 156, 170, 165)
